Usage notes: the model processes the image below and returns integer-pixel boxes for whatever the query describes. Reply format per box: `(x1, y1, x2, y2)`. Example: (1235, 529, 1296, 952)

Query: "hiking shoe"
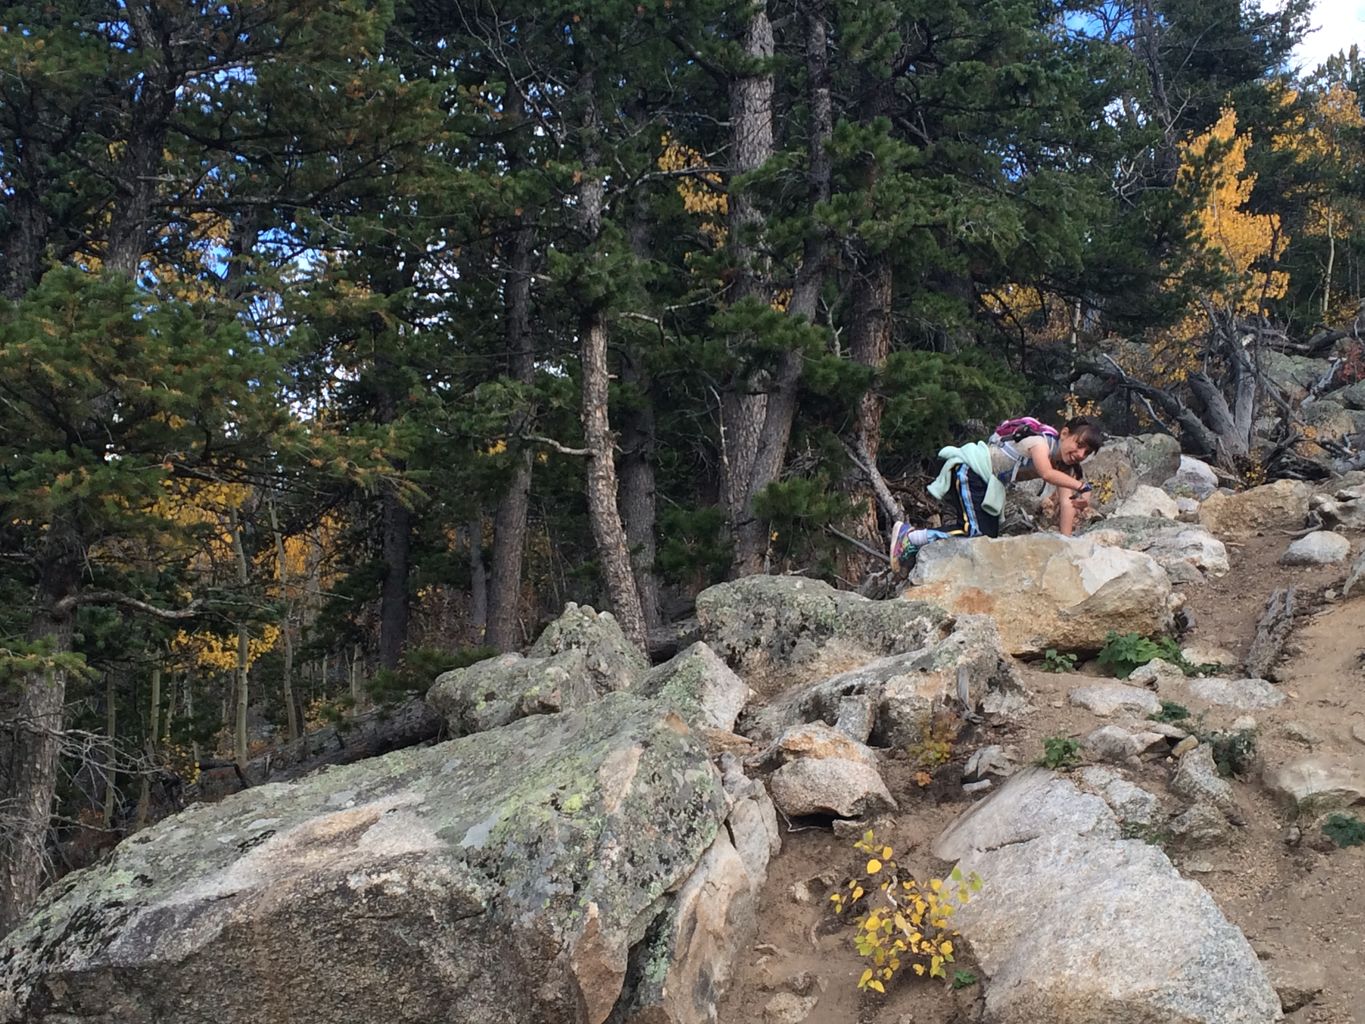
(889, 521, 917, 573)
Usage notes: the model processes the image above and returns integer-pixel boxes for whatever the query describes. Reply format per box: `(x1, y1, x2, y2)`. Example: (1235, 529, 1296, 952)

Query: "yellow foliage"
(658, 133, 727, 246)
(829, 830, 982, 993)
(170, 624, 280, 672)
(1177, 107, 1289, 313)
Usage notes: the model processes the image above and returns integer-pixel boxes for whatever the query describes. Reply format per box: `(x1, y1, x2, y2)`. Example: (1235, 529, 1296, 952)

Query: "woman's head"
(1057, 416, 1104, 467)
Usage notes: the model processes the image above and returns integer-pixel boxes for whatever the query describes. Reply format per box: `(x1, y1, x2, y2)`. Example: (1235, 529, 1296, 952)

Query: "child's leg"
(1057, 492, 1077, 536)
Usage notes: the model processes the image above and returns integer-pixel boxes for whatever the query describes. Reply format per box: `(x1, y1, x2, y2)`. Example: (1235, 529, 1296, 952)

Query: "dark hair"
(1063, 415, 1104, 454)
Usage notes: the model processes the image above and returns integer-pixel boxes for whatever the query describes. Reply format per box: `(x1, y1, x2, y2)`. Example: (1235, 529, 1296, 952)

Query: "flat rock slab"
(1263, 758, 1365, 815)
(932, 768, 1118, 861)
(1069, 684, 1162, 717)
(1185, 677, 1285, 710)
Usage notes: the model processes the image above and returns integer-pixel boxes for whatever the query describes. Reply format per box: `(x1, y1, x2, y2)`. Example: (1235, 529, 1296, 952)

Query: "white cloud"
(1291, 0, 1365, 75)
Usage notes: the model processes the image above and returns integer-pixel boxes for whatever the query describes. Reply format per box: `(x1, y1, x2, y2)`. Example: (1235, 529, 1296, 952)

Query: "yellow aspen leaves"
(866, 858, 882, 875)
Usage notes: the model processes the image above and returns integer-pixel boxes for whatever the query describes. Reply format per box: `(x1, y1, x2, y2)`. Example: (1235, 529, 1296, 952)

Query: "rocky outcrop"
(1086, 516, 1229, 582)
(765, 723, 896, 819)
(428, 604, 647, 736)
(937, 769, 1282, 1024)
(1199, 480, 1311, 540)
(0, 695, 769, 1024)
(740, 615, 1021, 747)
(636, 642, 750, 732)
(696, 576, 947, 691)
(1311, 482, 1365, 530)
(1082, 433, 1182, 514)
(908, 534, 1175, 655)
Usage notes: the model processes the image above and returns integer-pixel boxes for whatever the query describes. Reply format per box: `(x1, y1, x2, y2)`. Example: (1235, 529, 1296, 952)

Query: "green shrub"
(1323, 814, 1365, 848)
(1202, 729, 1258, 778)
(951, 970, 978, 990)
(1040, 736, 1082, 769)
(1096, 631, 1211, 679)
(1149, 700, 1191, 724)
(1040, 649, 1077, 673)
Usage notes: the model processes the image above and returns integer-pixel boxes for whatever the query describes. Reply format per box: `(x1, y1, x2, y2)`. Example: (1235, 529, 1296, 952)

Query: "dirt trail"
(720, 531, 1365, 1024)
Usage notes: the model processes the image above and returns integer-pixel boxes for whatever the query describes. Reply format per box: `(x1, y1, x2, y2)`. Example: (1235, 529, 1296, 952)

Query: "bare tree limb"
(51, 592, 204, 619)
(840, 438, 906, 523)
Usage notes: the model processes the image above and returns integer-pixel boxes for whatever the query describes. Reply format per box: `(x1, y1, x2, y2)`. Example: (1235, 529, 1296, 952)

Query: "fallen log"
(1245, 587, 1296, 682)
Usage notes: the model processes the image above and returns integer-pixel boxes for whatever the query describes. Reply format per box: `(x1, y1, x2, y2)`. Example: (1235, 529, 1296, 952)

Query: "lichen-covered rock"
(696, 576, 947, 691)
(636, 642, 749, 731)
(1078, 767, 1162, 826)
(429, 604, 648, 737)
(0, 695, 743, 1024)
(1199, 479, 1311, 540)
(529, 602, 649, 690)
(1262, 350, 1333, 402)
(1086, 516, 1229, 580)
(739, 615, 1021, 748)
(428, 649, 602, 735)
(908, 535, 1175, 656)
(1069, 684, 1162, 718)
(1300, 399, 1356, 442)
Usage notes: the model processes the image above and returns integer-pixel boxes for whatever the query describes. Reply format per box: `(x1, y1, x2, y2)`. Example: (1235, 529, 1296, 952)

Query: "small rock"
(763, 990, 819, 1024)
(1086, 725, 1140, 764)
(1171, 745, 1237, 814)
(1068, 684, 1162, 718)
(962, 779, 994, 796)
(1182, 858, 1216, 874)
(1114, 485, 1180, 519)
(1282, 825, 1302, 847)
(1352, 722, 1365, 746)
(1168, 802, 1232, 847)
(833, 694, 877, 743)
(1231, 716, 1258, 734)
(1266, 960, 1327, 1013)
(1186, 677, 1285, 710)
(1128, 659, 1185, 689)
(1172, 736, 1199, 757)
(1145, 721, 1189, 740)
(1078, 768, 1162, 826)
(831, 818, 868, 840)
(1281, 721, 1321, 747)
(964, 744, 1014, 781)
(769, 757, 897, 819)
(1179, 642, 1240, 670)
(1280, 531, 1351, 566)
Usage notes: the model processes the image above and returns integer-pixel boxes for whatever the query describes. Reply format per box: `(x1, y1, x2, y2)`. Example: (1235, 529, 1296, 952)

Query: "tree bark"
(268, 500, 300, 741)
(136, 666, 161, 828)
(229, 505, 250, 767)
(104, 675, 119, 829)
(465, 519, 489, 643)
(0, 551, 77, 935)
(576, 67, 647, 652)
(722, 1, 777, 574)
(486, 199, 537, 652)
(377, 485, 412, 670)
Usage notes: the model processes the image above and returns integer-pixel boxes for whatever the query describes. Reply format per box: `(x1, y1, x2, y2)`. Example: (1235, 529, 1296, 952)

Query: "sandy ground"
(718, 529, 1365, 1024)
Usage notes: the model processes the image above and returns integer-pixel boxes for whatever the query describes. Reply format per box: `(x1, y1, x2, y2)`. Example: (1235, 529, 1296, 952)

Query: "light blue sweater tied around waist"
(926, 441, 1007, 516)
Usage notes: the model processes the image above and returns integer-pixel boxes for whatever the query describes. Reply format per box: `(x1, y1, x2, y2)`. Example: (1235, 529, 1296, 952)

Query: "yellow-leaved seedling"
(828, 829, 982, 993)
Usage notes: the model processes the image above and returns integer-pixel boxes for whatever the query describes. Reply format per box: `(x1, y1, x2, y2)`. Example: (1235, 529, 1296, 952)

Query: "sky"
(1291, 0, 1365, 75)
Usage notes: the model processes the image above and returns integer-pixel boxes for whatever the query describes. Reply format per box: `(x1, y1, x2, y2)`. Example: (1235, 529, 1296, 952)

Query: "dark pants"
(942, 464, 1000, 538)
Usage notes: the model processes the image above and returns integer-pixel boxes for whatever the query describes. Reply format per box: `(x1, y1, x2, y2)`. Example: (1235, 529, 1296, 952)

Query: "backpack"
(989, 416, 1059, 445)
(988, 417, 1060, 484)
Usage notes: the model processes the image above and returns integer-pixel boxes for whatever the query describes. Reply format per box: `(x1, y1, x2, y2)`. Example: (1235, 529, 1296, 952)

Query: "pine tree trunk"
(105, 675, 119, 829)
(136, 666, 161, 828)
(377, 487, 411, 671)
(487, 195, 537, 652)
(732, 0, 830, 572)
(229, 506, 250, 767)
(268, 501, 300, 742)
(0, 561, 76, 935)
(466, 519, 489, 643)
(577, 67, 647, 652)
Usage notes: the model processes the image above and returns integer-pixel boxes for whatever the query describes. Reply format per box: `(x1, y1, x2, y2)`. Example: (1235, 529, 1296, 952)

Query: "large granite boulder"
(428, 604, 647, 736)
(1300, 399, 1356, 443)
(1086, 516, 1229, 581)
(907, 535, 1175, 655)
(0, 695, 770, 1024)
(696, 576, 947, 692)
(1082, 433, 1182, 514)
(635, 641, 750, 731)
(1261, 350, 1332, 403)
(936, 770, 1281, 1024)
(1199, 480, 1311, 540)
(741, 615, 1021, 747)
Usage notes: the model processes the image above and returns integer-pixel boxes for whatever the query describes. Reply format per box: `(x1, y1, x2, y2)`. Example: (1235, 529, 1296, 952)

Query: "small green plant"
(1040, 648, 1077, 673)
(951, 970, 978, 990)
(830, 830, 982, 993)
(1149, 700, 1191, 724)
(1096, 631, 1211, 679)
(1040, 736, 1082, 769)
(1121, 821, 1172, 847)
(906, 716, 958, 770)
(1323, 813, 1365, 848)
(1202, 728, 1257, 778)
